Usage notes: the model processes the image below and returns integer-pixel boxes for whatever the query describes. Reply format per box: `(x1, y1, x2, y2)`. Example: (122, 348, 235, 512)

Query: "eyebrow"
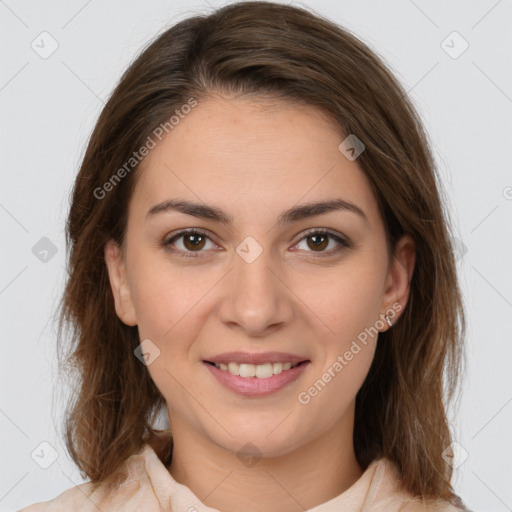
(146, 198, 368, 227)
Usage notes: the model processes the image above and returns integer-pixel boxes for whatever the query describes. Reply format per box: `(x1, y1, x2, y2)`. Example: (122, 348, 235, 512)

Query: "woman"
(20, 1, 470, 510)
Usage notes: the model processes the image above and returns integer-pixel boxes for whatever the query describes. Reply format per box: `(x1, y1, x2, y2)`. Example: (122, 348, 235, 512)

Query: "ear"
(379, 234, 415, 330)
(104, 240, 137, 326)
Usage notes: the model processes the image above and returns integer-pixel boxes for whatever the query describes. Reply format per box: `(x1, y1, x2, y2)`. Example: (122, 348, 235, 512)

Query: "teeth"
(213, 361, 300, 378)
(255, 363, 273, 378)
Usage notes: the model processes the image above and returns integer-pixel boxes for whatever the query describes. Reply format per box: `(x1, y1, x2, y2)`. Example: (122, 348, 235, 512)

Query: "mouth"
(203, 358, 311, 397)
(203, 360, 309, 379)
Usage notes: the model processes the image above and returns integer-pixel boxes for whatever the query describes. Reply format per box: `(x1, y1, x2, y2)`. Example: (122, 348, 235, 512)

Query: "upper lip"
(204, 351, 309, 365)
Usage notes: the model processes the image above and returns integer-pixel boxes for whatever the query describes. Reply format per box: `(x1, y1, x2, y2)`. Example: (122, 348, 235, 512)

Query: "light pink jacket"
(19, 444, 464, 511)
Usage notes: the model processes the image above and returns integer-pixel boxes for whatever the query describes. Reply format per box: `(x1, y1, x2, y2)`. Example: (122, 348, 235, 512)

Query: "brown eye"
(164, 228, 350, 259)
(306, 233, 329, 251)
(164, 229, 215, 257)
(295, 229, 350, 255)
(182, 232, 206, 251)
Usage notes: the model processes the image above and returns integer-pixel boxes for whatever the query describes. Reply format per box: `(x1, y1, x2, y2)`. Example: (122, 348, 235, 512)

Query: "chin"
(207, 418, 308, 459)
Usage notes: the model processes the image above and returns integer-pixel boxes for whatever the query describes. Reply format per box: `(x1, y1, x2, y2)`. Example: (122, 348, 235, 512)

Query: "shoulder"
(397, 499, 466, 511)
(18, 445, 161, 511)
(18, 481, 98, 511)
(368, 458, 466, 512)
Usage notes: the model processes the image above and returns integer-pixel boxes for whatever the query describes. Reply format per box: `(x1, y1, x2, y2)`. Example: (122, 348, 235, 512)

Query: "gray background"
(1, 0, 511, 511)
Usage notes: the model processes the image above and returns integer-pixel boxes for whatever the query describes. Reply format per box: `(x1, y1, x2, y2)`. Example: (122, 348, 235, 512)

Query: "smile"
(203, 360, 310, 397)
(207, 361, 301, 378)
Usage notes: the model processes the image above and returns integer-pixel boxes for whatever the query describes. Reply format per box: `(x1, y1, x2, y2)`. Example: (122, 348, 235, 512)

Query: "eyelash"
(162, 228, 351, 259)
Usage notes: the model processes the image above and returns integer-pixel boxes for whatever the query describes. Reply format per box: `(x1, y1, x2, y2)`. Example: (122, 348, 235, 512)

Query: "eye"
(293, 228, 350, 255)
(163, 228, 350, 258)
(163, 229, 217, 258)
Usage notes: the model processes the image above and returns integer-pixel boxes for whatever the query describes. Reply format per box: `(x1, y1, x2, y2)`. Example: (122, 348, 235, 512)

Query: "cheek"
(296, 282, 379, 426)
(297, 341, 376, 435)
(296, 260, 384, 339)
(131, 263, 205, 404)
(128, 253, 212, 339)
(294, 258, 382, 402)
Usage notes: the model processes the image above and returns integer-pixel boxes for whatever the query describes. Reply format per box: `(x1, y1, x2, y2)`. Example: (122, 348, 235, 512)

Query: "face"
(105, 95, 414, 458)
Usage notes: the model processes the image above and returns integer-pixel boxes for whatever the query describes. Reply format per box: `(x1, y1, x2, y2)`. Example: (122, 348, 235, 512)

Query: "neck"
(167, 405, 363, 512)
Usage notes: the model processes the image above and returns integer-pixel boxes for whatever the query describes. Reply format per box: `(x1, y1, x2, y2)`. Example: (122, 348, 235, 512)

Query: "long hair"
(56, 1, 467, 507)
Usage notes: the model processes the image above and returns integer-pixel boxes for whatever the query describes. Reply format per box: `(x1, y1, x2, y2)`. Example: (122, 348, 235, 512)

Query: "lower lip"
(203, 361, 310, 397)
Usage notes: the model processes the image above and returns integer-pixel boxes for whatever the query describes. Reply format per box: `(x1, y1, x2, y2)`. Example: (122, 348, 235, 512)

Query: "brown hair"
(56, 1, 467, 508)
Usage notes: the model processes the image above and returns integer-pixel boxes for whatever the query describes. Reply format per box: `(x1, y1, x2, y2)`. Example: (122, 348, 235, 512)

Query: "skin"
(104, 94, 415, 512)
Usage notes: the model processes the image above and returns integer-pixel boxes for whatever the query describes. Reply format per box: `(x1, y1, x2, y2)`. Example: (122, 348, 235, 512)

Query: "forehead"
(130, 96, 381, 229)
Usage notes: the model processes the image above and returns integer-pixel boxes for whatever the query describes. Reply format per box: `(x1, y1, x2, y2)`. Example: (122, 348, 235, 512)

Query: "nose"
(216, 245, 294, 337)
